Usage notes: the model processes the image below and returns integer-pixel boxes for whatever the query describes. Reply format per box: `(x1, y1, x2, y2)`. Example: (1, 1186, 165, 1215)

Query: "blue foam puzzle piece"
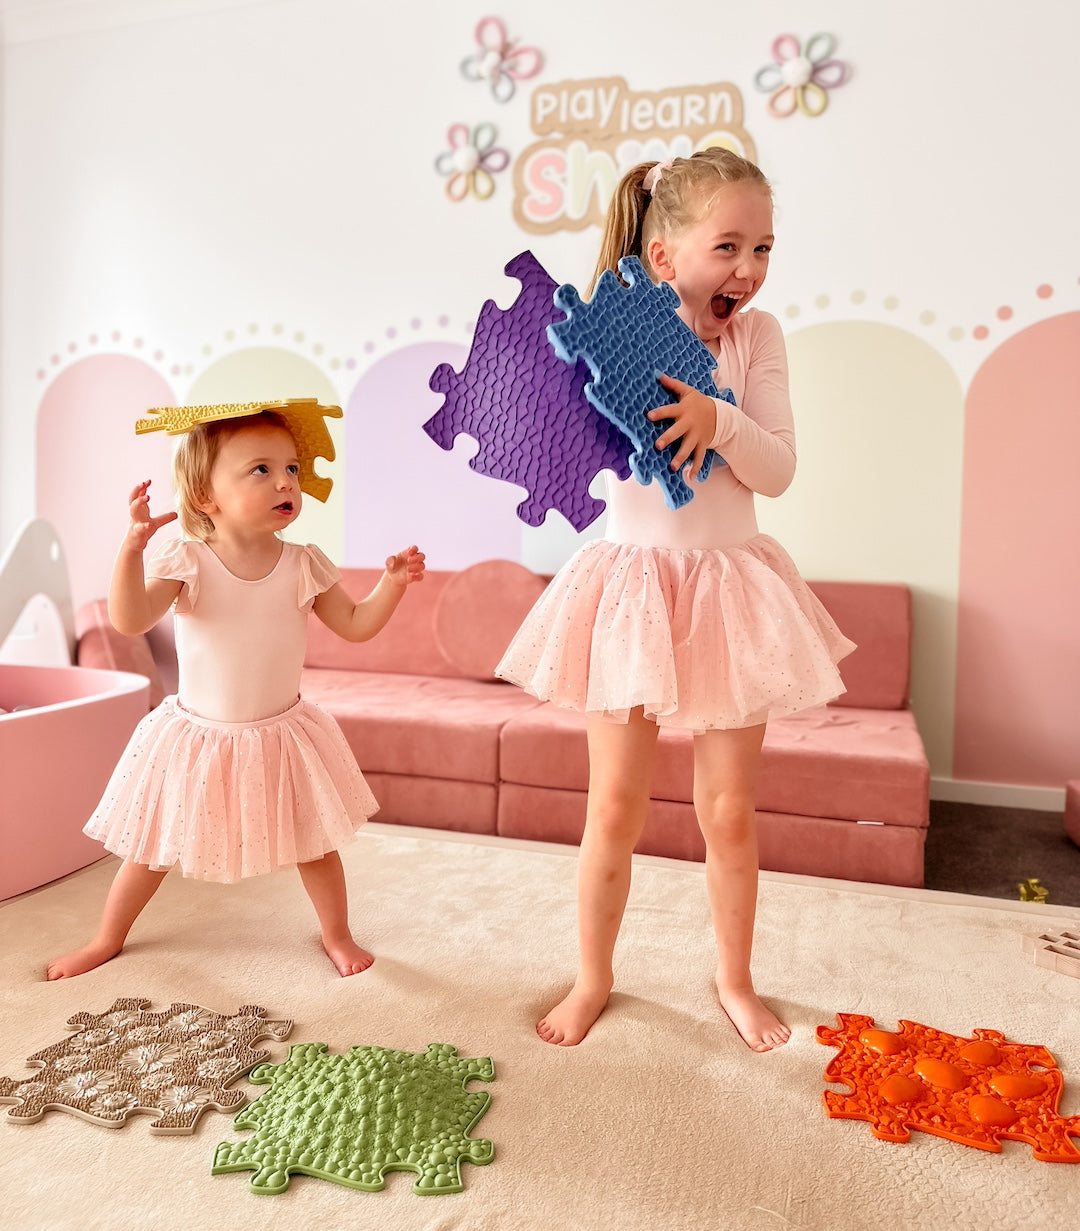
(547, 256, 734, 510)
(425, 251, 632, 531)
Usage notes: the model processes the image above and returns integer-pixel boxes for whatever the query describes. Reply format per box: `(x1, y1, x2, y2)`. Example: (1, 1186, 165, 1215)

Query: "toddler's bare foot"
(46, 939, 124, 981)
(536, 979, 612, 1046)
(322, 936, 374, 977)
(716, 981, 790, 1052)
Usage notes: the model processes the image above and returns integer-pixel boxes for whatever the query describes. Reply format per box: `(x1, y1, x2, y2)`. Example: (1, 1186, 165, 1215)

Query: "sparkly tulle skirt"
(83, 697, 378, 883)
(496, 534, 856, 731)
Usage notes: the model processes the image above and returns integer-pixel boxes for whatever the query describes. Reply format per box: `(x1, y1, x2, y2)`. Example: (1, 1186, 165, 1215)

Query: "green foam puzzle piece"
(211, 1042, 496, 1195)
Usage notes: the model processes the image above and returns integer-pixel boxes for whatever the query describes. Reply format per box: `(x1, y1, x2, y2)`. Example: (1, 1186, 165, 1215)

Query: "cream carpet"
(2, 823, 1078, 1231)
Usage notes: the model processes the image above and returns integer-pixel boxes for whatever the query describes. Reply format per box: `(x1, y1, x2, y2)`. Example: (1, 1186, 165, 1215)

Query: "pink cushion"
(75, 600, 162, 708)
(756, 707, 929, 825)
(434, 560, 548, 680)
(809, 582, 911, 710)
(498, 701, 928, 826)
(301, 667, 542, 783)
(304, 570, 460, 677)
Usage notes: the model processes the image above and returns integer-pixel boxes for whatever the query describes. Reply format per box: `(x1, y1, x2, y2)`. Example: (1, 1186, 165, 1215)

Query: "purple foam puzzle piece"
(548, 256, 733, 511)
(425, 251, 632, 531)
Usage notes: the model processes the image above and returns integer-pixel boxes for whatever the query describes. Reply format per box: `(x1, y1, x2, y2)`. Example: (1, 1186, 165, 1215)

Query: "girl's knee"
(695, 791, 757, 844)
(586, 796, 648, 847)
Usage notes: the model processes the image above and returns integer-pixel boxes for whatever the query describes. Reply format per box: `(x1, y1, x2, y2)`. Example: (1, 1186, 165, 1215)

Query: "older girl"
(498, 151, 854, 1049)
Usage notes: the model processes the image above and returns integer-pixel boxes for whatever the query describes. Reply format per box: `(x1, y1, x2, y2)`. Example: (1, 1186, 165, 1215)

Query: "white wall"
(5, 0, 1075, 512)
(5, 0, 1077, 535)
(2, 0, 1079, 795)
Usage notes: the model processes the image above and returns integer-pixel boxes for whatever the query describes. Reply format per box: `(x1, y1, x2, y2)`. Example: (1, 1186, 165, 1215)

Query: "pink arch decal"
(36, 356, 176, 608)
(954, 311, 1080, 786)
(343, 342, 525, 568)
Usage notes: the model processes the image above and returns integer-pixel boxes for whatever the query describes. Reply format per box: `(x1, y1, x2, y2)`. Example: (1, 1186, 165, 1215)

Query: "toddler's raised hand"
(648, 374, 718, 482)
(125, 480, 177, 552)
(385, 545, 426, 587)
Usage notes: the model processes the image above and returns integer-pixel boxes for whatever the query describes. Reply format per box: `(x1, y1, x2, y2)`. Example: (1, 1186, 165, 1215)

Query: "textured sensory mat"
(817, 1013, 1080, 1161)
(426, 250, 632, 531)
(135, 398, 343, 502)
(1024, 927, 1080, 978)
(548, 255, 735, 511)
(212, 1042, 495, 1195)
(0, 998, 293, 1132)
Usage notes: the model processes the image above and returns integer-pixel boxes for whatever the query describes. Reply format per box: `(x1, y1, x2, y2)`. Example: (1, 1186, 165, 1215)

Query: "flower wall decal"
(460, 16, 543, 103)
(754, 33, 848, 118)
(435, 122, 510, 201)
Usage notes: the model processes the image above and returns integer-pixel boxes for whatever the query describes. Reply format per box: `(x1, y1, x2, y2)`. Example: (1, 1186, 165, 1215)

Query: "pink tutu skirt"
(496, 534, 856, 731)
(84, 697, 378, 882)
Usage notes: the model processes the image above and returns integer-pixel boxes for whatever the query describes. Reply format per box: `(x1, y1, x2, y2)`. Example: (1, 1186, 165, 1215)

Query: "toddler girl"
(47, 407, 424, 980)
(498, 151, 855, 1049)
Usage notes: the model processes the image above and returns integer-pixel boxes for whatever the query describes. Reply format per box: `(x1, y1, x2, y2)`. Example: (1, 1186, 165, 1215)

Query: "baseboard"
(930, 777, 1066, 812)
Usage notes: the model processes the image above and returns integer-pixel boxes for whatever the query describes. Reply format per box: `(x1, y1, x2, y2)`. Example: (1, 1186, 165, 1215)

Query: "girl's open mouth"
(274, 502, 294, 514)
(712, 293, 739, 321)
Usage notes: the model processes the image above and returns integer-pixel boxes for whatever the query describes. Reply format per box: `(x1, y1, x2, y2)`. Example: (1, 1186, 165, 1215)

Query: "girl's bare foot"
(46, 939, 124, 981)
(322, 936, 374, 977)
(716, 981, 790, 1052)
(536, 979, 612, 1046)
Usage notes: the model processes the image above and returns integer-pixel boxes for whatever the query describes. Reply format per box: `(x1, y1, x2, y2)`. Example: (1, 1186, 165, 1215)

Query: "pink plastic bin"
(0, 664, 149, 900)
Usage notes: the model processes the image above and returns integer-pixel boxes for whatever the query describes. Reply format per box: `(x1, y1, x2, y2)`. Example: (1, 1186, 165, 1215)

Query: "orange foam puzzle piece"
(817, 1014, 1080, 1162)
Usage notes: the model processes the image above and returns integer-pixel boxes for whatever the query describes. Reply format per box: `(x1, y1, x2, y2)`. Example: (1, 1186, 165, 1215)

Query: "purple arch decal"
(344, 341, 525, 569)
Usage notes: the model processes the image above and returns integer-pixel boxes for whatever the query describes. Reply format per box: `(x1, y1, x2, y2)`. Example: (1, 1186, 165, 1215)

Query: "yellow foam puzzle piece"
(135, 399, 343, 503)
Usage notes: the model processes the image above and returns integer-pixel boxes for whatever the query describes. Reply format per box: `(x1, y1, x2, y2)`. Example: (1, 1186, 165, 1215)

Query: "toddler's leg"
(694, 723, 789, 1052)
(537, 709, 659, 1046)
(297, 850, 373, 977)
(46, 859, 168, 980)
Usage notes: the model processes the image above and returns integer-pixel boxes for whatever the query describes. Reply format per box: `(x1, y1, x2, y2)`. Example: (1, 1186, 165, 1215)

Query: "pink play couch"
(76, 560, 930, 887)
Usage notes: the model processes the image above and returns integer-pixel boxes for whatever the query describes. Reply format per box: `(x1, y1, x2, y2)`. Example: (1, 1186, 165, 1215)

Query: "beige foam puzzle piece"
(135, 399, 343, 502)
(1023, 929, 1080, 979)
(0, 997, 292, 1133)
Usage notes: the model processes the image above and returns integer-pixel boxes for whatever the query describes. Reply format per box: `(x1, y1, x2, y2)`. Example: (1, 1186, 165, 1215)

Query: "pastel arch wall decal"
(36, 355, 176, 607)
(763, 320, 965, 775)
(954, 311, 1080, 787)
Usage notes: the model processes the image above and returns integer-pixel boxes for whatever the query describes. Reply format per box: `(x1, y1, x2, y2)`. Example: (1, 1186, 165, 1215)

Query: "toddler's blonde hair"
(172, 410, 294, 540)
(589, 148, 772, 294)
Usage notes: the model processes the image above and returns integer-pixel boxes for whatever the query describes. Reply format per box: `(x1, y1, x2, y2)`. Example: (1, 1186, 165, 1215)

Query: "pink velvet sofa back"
(80, 562, 913, 704)
(305, 571, 464, 678)
(303, 566, 913, 707)
(76, 562, 927, 885)
(304, 561, 550, 682)
(809, 581, 911, 710)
